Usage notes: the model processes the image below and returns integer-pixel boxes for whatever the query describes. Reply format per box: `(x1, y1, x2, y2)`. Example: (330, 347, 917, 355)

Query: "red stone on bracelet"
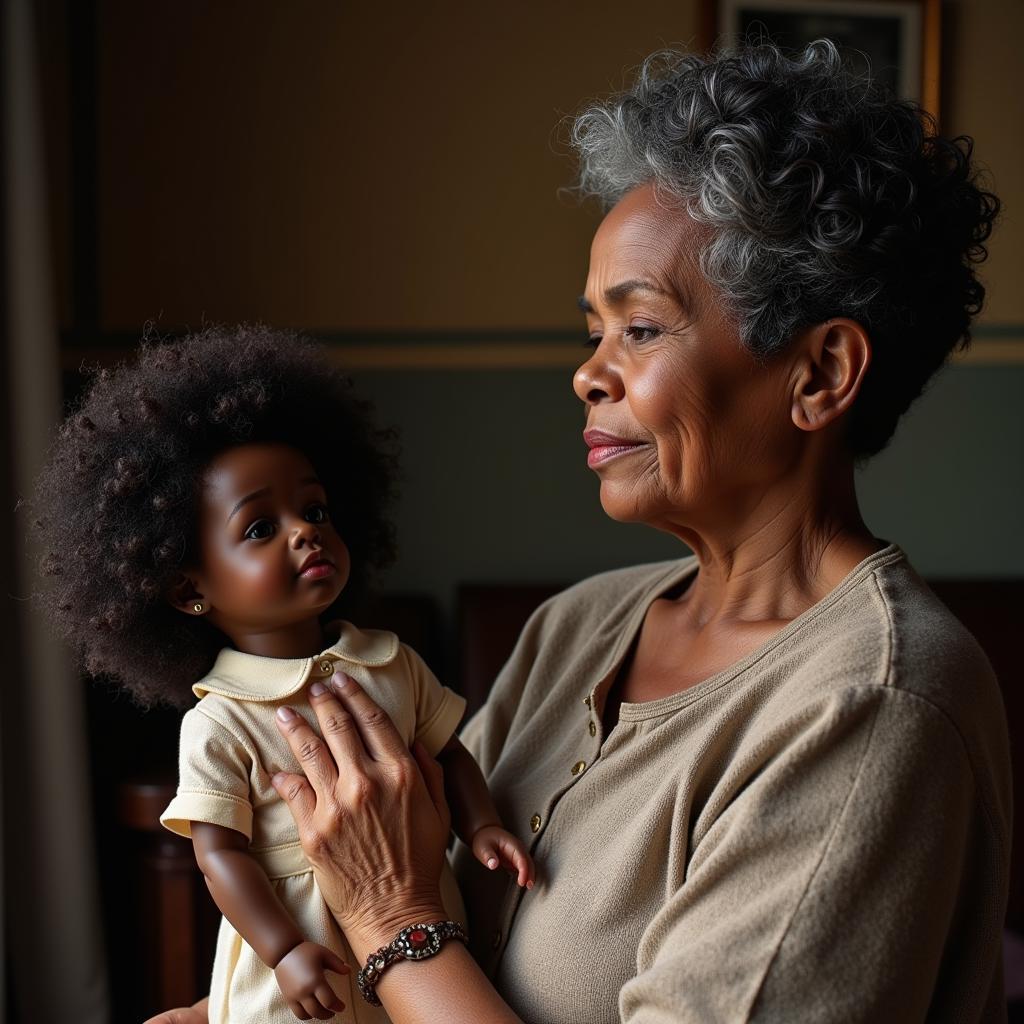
(356, 920, 468, 1006)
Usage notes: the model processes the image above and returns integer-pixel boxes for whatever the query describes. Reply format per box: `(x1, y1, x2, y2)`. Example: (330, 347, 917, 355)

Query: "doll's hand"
(472, 824, 535, 889)
(273, 941, 349, 1021)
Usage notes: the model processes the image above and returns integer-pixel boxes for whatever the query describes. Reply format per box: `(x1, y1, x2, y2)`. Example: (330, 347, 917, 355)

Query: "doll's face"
(182, 442, 350, 653)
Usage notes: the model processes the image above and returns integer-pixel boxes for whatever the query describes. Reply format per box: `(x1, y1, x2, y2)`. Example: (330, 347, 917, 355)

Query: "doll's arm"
(434, 736, 499, 840)
(435, 737, 534, 888)
(191, 822, 348, 1017)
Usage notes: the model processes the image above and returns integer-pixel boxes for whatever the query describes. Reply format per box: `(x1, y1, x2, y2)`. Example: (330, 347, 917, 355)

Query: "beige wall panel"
(95, 1, 1022, 333)
(97, 0, 699, 331)
(943, 0, 1024, 325)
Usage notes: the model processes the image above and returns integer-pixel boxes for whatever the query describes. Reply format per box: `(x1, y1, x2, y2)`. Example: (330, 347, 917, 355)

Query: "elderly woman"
(153, 40, 1009, 1023)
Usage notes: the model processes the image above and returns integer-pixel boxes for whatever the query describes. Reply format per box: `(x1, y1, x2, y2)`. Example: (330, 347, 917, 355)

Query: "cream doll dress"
(161, 621, 467, 1024)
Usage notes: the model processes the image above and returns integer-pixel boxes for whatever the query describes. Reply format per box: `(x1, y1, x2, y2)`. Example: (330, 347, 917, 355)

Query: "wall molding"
(59, 325, 1024, 372)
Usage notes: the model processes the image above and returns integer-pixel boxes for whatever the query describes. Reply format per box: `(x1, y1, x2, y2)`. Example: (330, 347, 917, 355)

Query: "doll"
(33, 326, 534, 1023)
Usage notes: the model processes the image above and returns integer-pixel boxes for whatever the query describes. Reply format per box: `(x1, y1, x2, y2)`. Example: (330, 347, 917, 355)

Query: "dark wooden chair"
(926, 581, 1024, 928)
(456, 583, 564, 715)
(117, 778, 219, 1012)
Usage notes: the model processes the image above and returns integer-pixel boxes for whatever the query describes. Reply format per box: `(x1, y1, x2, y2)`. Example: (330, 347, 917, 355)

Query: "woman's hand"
(271, 673, 451, 959)
(142, 997, 209, 1024)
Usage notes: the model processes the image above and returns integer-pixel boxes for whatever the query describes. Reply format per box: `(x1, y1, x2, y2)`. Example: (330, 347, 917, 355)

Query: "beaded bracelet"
(356, 920, 468, 1006)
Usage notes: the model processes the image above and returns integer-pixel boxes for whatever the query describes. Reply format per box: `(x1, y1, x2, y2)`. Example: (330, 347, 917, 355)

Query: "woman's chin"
(598, 485, 660, 526)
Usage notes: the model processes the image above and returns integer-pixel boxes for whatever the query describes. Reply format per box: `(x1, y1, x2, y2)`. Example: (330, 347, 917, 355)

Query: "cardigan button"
(491, 929, 502, 949)
(588, 721, 597, 737)
(530, 814, 542, 833)
(571, 760, 587, 777)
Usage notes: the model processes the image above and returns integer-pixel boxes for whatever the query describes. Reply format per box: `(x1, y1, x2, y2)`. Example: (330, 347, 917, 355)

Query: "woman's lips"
(583, 429, 646, 468)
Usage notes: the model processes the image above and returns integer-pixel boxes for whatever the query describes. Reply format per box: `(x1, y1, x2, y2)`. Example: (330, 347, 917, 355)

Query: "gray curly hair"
(570, 40, 999, 456)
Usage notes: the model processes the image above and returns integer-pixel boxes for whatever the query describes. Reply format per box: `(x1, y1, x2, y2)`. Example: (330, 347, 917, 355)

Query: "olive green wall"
(46, 0, 1024, 612)
(354, 362, 1024, 612)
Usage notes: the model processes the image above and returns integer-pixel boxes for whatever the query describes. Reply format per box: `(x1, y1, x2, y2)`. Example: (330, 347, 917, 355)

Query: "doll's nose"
(289, 520, 321, 547)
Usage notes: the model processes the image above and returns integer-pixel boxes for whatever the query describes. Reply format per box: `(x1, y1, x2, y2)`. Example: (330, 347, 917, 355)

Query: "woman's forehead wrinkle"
(586, 188, 714, 321)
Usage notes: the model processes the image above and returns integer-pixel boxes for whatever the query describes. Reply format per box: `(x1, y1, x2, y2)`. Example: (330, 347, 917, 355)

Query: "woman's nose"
(573, 342, 623, 405)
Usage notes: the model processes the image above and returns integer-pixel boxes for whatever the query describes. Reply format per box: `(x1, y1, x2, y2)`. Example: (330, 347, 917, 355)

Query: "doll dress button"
(318, 660, 332, 674)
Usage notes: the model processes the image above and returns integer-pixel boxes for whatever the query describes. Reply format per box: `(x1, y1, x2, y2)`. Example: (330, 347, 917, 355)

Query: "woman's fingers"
(142, 1007, 209, 1024)
(274, 705, 339, 796)
(270, 770, 317, 828)
(330, 671, 409, 762)
(307, 679, 372, 771)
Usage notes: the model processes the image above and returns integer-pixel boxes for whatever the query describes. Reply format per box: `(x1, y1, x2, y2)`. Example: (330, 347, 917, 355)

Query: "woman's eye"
(244, 520, 275, 541)
(305, 504, 330, 524)
(624, 324, 660, 343)
(584, 334, 602, 349)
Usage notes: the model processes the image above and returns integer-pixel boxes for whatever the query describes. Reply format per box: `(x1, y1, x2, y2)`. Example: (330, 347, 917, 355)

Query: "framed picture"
(705, 0, 941, 120)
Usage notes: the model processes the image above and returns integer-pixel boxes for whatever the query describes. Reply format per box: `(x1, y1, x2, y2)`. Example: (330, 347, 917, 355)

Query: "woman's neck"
(667, 461, 881, 628)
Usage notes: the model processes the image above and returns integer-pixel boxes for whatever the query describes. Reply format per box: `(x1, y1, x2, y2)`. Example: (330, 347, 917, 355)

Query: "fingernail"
(487, 857, 498, 869)
(527, 880, 535, 890)
(276, 706, 296, 721)
(331, 671, 352, 691)
(309, 681, 326, 696)
(271, 772, 287, 787)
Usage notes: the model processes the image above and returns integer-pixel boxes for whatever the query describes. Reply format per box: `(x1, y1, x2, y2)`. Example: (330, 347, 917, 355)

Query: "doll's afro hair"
(31, 325, 398, 706)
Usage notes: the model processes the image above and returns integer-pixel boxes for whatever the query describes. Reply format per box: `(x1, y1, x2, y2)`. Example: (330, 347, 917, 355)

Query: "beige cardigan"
(453, 545, 1012, 1023)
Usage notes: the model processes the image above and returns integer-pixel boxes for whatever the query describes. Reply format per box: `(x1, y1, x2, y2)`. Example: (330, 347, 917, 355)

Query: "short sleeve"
(618, 688, 1001, 1023)
(401, 644, 467, 757)
(160, 706, 254, 841)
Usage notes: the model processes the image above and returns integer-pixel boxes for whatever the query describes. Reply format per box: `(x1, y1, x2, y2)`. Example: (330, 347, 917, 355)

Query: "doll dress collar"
(192, 620, 400, 702)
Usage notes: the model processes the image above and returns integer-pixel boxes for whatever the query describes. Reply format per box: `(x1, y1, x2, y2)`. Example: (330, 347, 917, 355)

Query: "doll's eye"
(305, 504, 330, 524)
(244, 519, 275, 541)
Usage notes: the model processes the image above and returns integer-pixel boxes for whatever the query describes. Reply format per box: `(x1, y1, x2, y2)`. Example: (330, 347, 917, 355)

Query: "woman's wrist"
(346, 898, 450, 963)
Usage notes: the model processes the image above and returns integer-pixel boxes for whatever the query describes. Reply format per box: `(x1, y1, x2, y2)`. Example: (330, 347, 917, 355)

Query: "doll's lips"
(297, 553, 335, 578)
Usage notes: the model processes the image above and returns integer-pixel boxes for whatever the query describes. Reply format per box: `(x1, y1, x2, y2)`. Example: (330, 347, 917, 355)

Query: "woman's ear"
(167, 573, 209, 617)
(790, 318, 871, 433)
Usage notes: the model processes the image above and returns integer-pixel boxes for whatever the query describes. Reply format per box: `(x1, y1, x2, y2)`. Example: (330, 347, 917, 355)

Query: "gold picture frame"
(701, 0, 941, 122)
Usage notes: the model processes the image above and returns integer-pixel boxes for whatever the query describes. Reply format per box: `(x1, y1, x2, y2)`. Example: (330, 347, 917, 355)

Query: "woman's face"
(190, 442, 350, 637)
(574, 183, 800, 538)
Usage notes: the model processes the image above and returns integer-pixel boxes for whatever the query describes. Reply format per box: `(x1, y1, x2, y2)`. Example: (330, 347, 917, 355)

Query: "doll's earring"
(193, 602, 204, 614)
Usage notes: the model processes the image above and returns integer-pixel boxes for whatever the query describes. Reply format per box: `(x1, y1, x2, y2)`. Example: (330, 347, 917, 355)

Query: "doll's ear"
(167, 573, 209, 617)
